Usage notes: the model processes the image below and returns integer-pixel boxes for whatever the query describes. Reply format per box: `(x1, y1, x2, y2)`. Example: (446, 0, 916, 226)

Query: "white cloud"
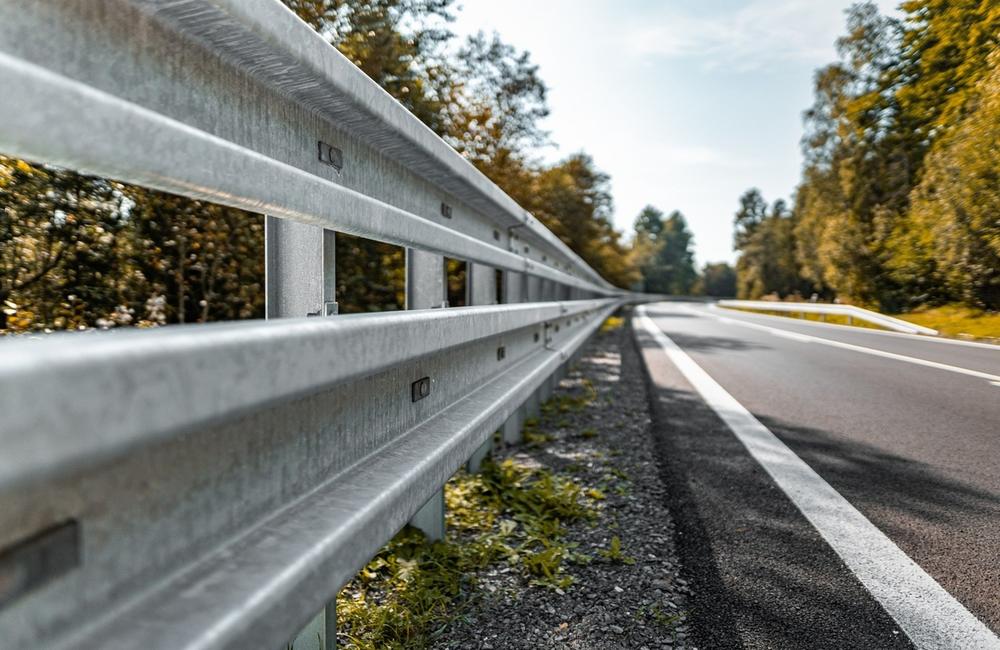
(629, 0, 902, 70)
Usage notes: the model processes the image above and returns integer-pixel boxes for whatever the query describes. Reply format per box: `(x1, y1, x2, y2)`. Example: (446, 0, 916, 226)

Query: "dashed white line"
(636, 307, 1000, 650)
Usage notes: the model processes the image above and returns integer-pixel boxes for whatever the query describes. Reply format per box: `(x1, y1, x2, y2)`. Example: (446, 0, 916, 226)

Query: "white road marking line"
(709, 303, 1000, 351)
(636, 307, 1000, 650)
(700, 307, 1000, 384)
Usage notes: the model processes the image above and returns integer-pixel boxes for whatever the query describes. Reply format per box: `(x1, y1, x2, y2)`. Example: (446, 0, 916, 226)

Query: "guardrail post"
(266, 217, 338, 649)
(502, 270, 525, 446)
(524, 275, 543, 421)
(467, 263, 497, 472)
(405, 248, 447, 542)
(265, 218, 336, 318)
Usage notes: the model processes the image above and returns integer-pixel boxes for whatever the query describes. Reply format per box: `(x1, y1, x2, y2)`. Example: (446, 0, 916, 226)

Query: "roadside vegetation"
(730, 1, 1000, 318)
(334, 458, 598, 649)
(331, 384, 611, 649)
(724, 303, 1000, 343)
(897, 305, 1000, 342)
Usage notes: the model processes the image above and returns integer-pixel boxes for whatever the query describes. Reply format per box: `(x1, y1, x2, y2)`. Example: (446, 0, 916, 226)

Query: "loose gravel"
(434, 313, 694, 650)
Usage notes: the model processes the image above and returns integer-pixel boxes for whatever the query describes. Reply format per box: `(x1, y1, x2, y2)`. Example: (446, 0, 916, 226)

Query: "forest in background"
(733, 0, 999, 314)
(0, 0, 718, 334)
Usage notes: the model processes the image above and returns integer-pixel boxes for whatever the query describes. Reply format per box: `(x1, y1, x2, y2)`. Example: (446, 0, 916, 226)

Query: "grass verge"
(896, 304, 1000, 342)
(332, 458, 600, 649)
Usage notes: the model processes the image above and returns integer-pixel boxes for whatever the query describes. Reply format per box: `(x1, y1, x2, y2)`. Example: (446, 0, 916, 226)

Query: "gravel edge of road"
(433, 311, 695, 650)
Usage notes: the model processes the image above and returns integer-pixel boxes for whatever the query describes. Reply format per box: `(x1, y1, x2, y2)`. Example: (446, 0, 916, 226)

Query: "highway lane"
(635, 302, 1000, 649)
(709, 304, 1000, 379)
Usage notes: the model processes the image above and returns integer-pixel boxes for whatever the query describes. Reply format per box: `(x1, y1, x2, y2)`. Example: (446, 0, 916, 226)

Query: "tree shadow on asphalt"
(658, 332, 772, 354)
(758, 415, 1000, 535)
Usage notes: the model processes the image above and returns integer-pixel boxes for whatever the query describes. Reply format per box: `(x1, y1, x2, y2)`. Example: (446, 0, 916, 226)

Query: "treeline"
(631, 205, 735, 297)
(734, 1, 1000, 311)
(1, 0, 653, 333)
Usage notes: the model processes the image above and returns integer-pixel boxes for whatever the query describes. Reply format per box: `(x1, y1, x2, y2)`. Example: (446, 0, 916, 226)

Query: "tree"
(699, 262, 737, 298)
(633, 206, 697, 295)
(733, 188, 768, 250)
(734, 192, 809, 300)
(122, 185, 265, 323)
(894, 50, 1000, 309)
(529, 154, 638, 288)
(0, 157, 129, 331)
(795, 2, 910, 308)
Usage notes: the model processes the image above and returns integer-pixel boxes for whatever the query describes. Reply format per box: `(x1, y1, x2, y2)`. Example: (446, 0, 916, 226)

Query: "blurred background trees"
(633, 206, 698, 295)
(732, 0, 1000, 313)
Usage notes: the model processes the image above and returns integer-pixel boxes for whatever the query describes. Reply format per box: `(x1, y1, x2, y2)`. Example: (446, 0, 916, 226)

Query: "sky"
(451, 0, 901, 266)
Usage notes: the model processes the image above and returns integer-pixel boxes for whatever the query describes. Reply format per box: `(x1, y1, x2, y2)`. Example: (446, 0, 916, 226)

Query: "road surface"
(635, 302, 1000, 649)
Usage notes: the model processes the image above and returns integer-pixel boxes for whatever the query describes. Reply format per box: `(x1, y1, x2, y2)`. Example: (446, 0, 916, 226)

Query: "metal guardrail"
(716, 300, 939, 336)
(0, 2, 658, 648)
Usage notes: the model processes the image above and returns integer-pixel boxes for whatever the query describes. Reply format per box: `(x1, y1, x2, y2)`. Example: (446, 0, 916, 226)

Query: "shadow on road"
(635, 332, 917, 649)
(759, 416, 1000, 633)
(660, 331, 772, 354)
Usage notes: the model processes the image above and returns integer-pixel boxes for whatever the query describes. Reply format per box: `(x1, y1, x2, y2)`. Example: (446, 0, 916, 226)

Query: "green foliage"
(633, 206, 698, 295)
(335, 233, 405, 313)
(336, 457, 596, 647)
(598, 535, 635, 565)
(0, 157, 264, 332)
(697, 262, 737, 298)
(891, 50, 1000, 308)
(733, 191, 811, 300)
(733, 1, 1000, 312)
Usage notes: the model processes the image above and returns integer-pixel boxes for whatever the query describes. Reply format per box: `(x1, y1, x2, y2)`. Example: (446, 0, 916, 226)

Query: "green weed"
(598, 535, 635, 565)
(335, 458, 595, 648)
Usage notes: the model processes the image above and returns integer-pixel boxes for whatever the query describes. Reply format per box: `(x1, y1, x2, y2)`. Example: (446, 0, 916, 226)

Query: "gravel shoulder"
(433, 311, 694, 650)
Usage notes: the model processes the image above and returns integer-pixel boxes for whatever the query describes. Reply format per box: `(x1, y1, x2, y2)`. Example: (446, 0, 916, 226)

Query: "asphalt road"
(634, 302, 1000, 649)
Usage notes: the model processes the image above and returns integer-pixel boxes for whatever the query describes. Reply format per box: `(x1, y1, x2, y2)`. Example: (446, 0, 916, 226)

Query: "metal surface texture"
(0, 1, 660, 647)
(0, 302, 617, 649)
(0, 299, 614, 492)
(716, 300, 939, 336)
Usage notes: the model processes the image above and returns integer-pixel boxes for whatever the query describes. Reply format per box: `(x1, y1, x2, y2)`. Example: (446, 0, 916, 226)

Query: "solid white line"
(636, 307, 1000, 650)
(693, 307, 1000, 384)
(709, 303, 1000, 352)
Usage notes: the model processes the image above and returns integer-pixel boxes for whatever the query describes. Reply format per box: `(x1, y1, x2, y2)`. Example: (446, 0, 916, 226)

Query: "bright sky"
(452, 0, 900, 266)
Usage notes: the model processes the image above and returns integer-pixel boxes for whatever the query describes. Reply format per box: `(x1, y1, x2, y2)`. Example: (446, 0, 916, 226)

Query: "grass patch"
(542, 380, 597, 416)
(600, 316, 625, 333)
(897, 304, 1000, 341)
(334, 458, 601, 649)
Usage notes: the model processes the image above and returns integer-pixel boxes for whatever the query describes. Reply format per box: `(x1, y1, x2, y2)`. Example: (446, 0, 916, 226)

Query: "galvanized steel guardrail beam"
(716, 300, 939, 336)
(0, 1, 659, 648)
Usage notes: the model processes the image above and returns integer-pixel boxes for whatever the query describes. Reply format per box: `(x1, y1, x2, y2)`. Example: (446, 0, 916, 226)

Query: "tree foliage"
(633, 206, 697, 295)
(698, 262, 737, 298)
(734, 1, 1000, 311)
